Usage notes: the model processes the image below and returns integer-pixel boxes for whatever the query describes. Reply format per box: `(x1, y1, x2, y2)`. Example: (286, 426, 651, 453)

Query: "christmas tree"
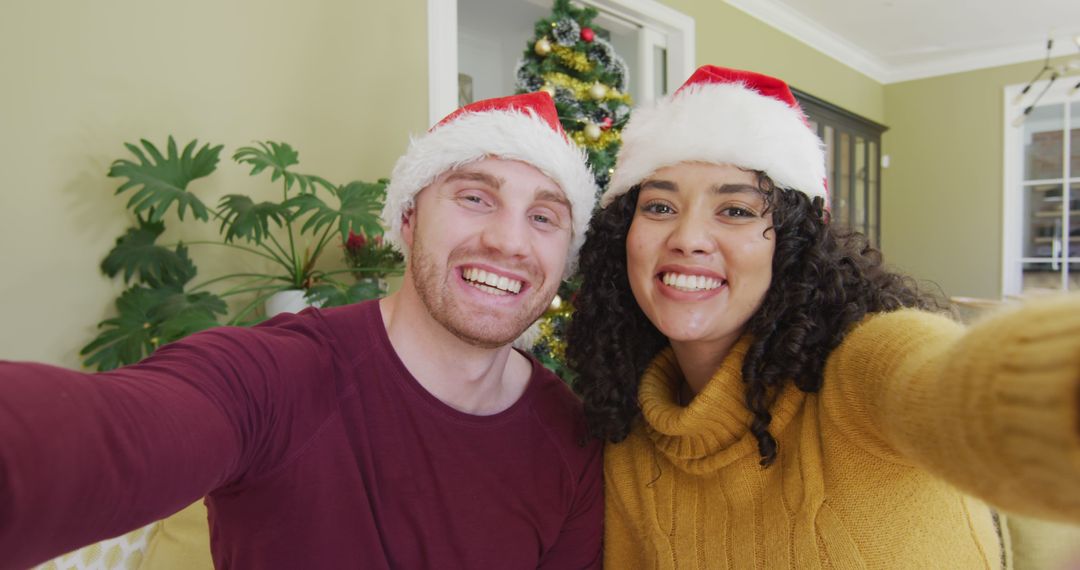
(514, 0, 632, 190)
(515, 0, 632, 381)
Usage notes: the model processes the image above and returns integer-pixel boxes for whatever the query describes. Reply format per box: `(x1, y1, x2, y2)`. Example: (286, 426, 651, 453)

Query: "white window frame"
(1002, 79, 1078, 296)
(427, 0, 695, 125)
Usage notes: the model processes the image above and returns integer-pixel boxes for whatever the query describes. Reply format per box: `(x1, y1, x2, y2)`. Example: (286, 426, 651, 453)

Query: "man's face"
(402, 158, 573, 348)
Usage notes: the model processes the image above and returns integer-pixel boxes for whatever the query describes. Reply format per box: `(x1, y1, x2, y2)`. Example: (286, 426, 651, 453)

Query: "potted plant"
(80, 136, 399, 371)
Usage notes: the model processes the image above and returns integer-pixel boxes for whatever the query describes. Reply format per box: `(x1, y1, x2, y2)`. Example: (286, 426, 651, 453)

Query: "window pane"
(1022, 261, 1064, 293)
(854, 136, 866, 230)
(868, 141, 878, 245)
(1072, 101, 1080, 177)
(1069, 183, 1080, 259)
(823, 126, 835, 195)
(1024, 103, 1064, 180)
(1025, 184, 1065, 258)
(836, 131, 850, 227)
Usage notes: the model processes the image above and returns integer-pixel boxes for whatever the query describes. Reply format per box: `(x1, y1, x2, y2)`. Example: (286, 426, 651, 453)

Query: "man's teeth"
(661, 272, 724, 292)
(462, 267, 523, 295)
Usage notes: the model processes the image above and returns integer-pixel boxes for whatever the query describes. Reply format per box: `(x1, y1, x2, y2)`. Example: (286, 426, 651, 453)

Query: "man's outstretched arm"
(0, 316, 337, 569)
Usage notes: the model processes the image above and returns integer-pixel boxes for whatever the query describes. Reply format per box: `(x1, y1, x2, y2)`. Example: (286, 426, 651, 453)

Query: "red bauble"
(600, 117, 613, 130)
(581, 27, 595, 42)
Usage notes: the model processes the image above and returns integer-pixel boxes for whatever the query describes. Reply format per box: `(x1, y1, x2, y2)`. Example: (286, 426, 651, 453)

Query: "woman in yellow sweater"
(566, 65, 1080, 568)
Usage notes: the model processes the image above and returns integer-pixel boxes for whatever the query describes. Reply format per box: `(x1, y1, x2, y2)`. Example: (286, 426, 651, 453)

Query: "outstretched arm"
(821, 294, 1080, 522)
(0, 315, 336, 569)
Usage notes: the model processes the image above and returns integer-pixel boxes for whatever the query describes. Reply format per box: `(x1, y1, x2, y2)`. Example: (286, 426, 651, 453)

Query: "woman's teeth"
(661, 272, 724, 292)
(462, 267, 523, 295)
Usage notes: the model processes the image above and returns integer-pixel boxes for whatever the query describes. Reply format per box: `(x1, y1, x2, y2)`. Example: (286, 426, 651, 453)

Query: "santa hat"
(381, 92, 598, 277)
(601, 65, 827, 207)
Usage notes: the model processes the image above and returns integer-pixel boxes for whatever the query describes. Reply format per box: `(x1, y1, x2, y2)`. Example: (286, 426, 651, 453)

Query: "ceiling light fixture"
(1013, 34, 1080, 126)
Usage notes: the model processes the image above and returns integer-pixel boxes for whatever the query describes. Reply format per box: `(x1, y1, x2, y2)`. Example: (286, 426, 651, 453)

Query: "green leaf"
(305, 279, 385, 308)
(108, 137, 219, 222)
(216, 194, 289, 243)
(79, 284, 226, 371)
(335, 180, 387, 239)
(79, 285, 169, 371)
(233, 141, 334, 194)
(153, 290, 226, 341)
(100, 220, 193, 285)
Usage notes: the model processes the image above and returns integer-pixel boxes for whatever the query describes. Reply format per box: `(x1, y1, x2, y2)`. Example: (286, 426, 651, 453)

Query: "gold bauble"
(588, 82, 608, 100)
(549, 294, 563, 311)
(534, 37, 553, 56)
(584, 122, 602, 141)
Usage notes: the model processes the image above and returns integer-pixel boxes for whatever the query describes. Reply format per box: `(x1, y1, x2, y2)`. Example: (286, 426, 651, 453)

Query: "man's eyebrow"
(535, 188, 572, 211)
(444, 170, 503, 189)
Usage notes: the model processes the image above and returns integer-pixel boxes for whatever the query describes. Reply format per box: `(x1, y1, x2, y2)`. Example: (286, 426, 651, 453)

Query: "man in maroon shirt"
(0, 92, 603, 568)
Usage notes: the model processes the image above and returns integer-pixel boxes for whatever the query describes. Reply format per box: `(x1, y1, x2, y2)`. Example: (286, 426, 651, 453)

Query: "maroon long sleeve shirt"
(0, 300, 602, 569)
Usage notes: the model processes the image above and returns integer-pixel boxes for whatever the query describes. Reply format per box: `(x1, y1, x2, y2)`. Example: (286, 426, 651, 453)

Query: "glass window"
(1023, 103, 1064, 181)
(1024, 184, 1065, 258)
(854, 136, 866, 228)
(836, 131, 851, 228)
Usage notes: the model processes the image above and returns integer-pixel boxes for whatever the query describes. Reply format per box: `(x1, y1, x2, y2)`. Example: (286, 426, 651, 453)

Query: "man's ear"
(400, 205, 417, 250)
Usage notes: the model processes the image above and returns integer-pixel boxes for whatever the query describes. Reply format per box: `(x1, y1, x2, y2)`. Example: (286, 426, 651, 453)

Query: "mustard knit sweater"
(603, 295, 1080, 569)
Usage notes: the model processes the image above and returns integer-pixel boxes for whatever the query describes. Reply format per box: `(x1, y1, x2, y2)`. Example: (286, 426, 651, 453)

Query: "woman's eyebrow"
(640, 179, 677, 192)
(712, 183, 760, 196)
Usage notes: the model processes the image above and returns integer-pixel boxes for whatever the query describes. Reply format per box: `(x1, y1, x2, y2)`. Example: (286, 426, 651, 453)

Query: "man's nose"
(480, 210, 530, 258)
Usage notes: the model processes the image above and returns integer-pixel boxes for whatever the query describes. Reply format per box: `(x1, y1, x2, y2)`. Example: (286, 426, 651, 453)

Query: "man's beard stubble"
(408, 237, 553, 349)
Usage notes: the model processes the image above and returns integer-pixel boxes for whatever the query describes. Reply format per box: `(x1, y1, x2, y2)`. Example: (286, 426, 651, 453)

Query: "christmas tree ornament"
(601, 117, 613, 130)
(584, 122, 602, 141)
(588, 82, 608, 100)
(552, 18, 581, 46)
(550, 294, 563, 311)
(534, 37, 552, 56)
(581, 27, 595, 42)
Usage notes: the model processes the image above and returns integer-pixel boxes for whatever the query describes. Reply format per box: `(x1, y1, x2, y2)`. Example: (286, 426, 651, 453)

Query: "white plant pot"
(265, 289, 322, 318)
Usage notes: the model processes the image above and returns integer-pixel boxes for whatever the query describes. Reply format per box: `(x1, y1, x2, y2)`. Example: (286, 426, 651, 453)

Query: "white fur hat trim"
(601, 81, 827, 207)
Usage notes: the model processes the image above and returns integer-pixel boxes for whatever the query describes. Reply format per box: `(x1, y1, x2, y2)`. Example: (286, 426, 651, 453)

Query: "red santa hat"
(381, 92, 599, 277)
(601, 65, 828, 207)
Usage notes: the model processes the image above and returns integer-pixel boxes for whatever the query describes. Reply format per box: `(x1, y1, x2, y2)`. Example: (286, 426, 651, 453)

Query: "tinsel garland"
(571, 128, 621, 151)
(542, 71, 632, 104)
(552, 44, 593, 73)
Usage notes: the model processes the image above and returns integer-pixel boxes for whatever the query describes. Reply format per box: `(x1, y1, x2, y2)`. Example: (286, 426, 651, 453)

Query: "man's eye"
(532, 214, 552, 224)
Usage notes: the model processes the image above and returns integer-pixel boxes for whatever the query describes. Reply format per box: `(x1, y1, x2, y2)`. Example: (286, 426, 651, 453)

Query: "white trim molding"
(725, 0, 1079, 84)
(428, 0, 459, 126)
(428, 0, 695, 125)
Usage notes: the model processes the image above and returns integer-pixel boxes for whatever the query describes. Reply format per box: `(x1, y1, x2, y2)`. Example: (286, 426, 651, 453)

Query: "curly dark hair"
(566, 175, 945, 466)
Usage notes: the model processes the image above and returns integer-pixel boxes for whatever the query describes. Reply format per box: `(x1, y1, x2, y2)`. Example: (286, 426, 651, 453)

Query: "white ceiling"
(725, 0, 1080, 83)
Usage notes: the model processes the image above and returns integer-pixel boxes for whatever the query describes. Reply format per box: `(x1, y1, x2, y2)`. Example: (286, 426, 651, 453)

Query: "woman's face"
(626, 162, 775, 347)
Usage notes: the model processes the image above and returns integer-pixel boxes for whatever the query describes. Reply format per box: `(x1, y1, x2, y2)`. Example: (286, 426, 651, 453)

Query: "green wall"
(0, 0, 428, 366)
(660, 0, 885, 123)
(883, 58, 1078, 298)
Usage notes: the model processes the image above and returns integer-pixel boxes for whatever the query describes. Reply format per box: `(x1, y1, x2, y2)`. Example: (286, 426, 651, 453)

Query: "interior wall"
(0, 0, 428, 367)
(882, 57, 1078, 298)
(658, 0, 885, 123)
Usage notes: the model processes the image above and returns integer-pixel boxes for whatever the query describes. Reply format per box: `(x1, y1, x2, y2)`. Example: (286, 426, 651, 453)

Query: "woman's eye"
(642, 202, 674, 215)
(722, 206, 756, 218)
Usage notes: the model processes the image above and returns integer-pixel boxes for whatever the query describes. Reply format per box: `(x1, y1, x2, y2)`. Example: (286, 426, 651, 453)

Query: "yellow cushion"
(139, 501, 213, 570)
(1006, 513, 1080, 570)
